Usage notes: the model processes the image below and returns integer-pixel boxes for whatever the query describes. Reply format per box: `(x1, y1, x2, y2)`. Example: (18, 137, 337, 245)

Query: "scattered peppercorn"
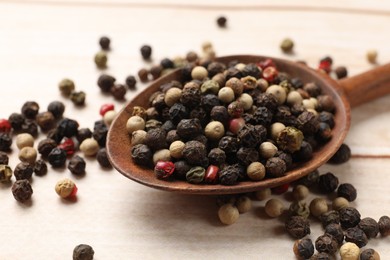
(12, 179, 33, 203)
(138, 68, 149, 82)
(329, 143, 351, 164)
(0, 151, 9, 165)
(97, 74, 116, 93)
(0, 164, 12, 182)
(96, 148, 111, 168)
(59, 79, 75, 96)
(378, 215, 390, 236)
(293, 238, 314, 259)
(48, 147, 67, 168)
(285, 216, 311, 239)
(360, 248, 380, 260)
(289, 201, 310, 219)
(315, 234, 338, 254)
(8, 113, 25, 131)
(36, 111, 55, 131)
(318, 172, 339, 193)
(339, 242, 360, 260)
(94, 51, 107, 69)
(358, 217, 379, 239)
(216, 16, 227, 28)
(80, 138, 99, 156)
(339, 207, 361, 229)
(0, 133, 12, 151)
(337, 183, 357, 202)
(20, 119, 38, 137)
(309, 198, 328, 218)
(280, 38, 294, 53)
(140, 45, 152, 60)
(366, 49, 378, 64)
(325, 223, 344, 245)
(99, 36, 110, 50)
(38, 138, 57, 157)
(18, 146, 37, 164)
(334, 66, 348, 79)
(73, 244, 94, 260)
(70, 91, 86, 106)
(320, 210, 340, 228)
(55, 178, 77, 199)
(68, 155, 86, 175)
(332, 197, 350, 211)
(14, 162, 33, 180)
(34, 159, 47, 176)
(344, 227, 368, 248)
(218, 203, 239, 225)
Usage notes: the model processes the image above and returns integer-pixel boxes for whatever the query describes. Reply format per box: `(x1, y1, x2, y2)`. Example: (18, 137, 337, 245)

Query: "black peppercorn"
(242, 63, 261, 78)
(344, 227, 368, 248)
(360, 248, 380, 260)
(276, 151, 293, 170)
(57, 118, 79, 138)
(0, 133, 12, 152)
(8, 113, 25, 131)
(176, 119, 202, 140)
(173, 160, 191, 180)
(99, 36, 110, 50)
(210, 106, 229, 126)
(315, 234, 338, 254)
(359, 217, 379, 239)
(328, 143, 351, 164)
(293, 238, 314, 259)
(20, 119, 38, 137)
(251, 107, 273, 126)
(219, 164, 239, 185)
(110, 84, 127, 100)
(201, 94, 221, 112)
(237, 124, 267, 148)
(291, 77, 303, 88)
(73, 244, 94, 260)
(285, 216, 311, 239)
(297, 169, 319, 187)
(320, 210, 340, 228)
(216, 16, 227, 27)
(160, 58, 174, 69)
(11, 179, 33, 203)
(303, 82, 321, 97)
(378, 215, 390, 236)
(317, 95, 335, 112)
(293, 141, 313, 162)
(182, 140, 207, 166)
(166, 130, 180, 144)
(68, 155, 86, 175)
(46, 128, 63, 144)
(254, 93, 278, 111)
(224, 67, 242, 80)
(236, 147, 259, 166)
(138, 68, 149, 82)
(92, 122, 108, 147)
(169, 103, 189, 125)
(316, 122, 332, 141)
(70, 91, 86, 106)
(97, 74, 116, 93)
(140, 45, 152, 60)
(334, 66, 348, 79)
(0, 151, 9, 165)
(265, 157, 286, 178)
(337, 183, 357, 202)
(125, 75, 137, 90)
(310, 252, 333, 260)
(131, 144, 153, 166)
(189, 107, 208, 126)
(36, 112, 55, 131)
(150, 65, 163, 80)
(21, 101, 39, 119)
(14, 162, 34, 180)
(34, 159, 48, 176)
(324, 223, 344, 245)
(318, 111, 335, 129)
(38, 138, 57, 157)
(207, 62, 226, 78)
(96, 148, 111, 168)
(297, 111, 319, 135)
(339, 207, 361, 229)
(48, 147, 67, 168)
(144, 128, 167, 151)
(208, 148, 226, 166)
(77, 128, 93, 144)
(180, 82, 201, 109)
(47, 101, 65, 119)
(318, 172, 339, 193)
(218, 136, 239, 154)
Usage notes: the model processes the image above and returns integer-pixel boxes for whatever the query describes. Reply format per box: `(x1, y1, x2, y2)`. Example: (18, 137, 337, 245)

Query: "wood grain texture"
(0, 1, 390, 259)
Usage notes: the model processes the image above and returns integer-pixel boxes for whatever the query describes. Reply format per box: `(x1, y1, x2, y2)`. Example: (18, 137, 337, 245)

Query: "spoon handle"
(338, 63, 390, 108)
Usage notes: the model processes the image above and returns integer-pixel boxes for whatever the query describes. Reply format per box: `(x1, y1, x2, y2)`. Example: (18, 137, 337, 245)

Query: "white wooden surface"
(0, 1, 390, 259)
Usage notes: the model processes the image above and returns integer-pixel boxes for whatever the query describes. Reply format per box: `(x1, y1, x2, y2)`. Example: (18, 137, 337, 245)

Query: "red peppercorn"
(258, 58, 275, 69)
(227, 101, 244, 118)
(262, 66, 278, 82)
(58, 138, 75, 156)
(0, 119, 12, 133)
(99, 103, 115, 116)
(204, 165, 219, 184)
(69, 185, 78, 198)
(272, 183, 290, 194)
(318, 60, 331, 74)
(229, 118, 245, 135)
(154, 161, 175, 179)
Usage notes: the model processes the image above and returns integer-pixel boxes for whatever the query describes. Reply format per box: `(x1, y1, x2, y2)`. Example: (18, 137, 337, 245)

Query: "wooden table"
(0, 1, 389, 259)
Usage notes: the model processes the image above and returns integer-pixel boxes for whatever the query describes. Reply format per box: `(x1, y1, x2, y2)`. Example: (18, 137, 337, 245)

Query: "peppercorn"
(333, 66, 348, 79)
(70, 91, 86, 106)
(277, 126, 303, 153)
(272, 183, 290, 195)
(55, 178, 77, 199)
(0, 165, 12, 183)
(0, 119, 11, 133)
(358, 217, 379, 239)
(325, 223, 344, 245)
(152, 149, 171, 165)
(21, 101, 39, 119)
(360, 249, 380, 260)
(79, 138, 99, 157)
(8, 113, 25, 131)
(95, 148, 111, 168)
(206, 148, 225, 166)
(259, 142, 278, 159)
(57, 118, 79, 138)
(204, 121, 225, 141)
(159, 58, 174, 69)
(318, 172, 339, 193)
(35, 111, 55, 131)
(366, 49, 378, 64)
(317, 95, 335, 112)
(131, 144, 152, 166)
(336, 183, 357, 202)
(58, 79, 75, 96)
(14, 162, 33, 180)
(315, 234, 338, 254)
(0, 133, 12, 152)
(176, 118, 202, 140)
(0, 151, 9, 165)
(289, 201, 310, 219)
(125, 75, 137, 90)
(18, 147, 37, 164)
(285, 216, 310, 238)
(48, 147, 67, 168)
(292, 185, 309, 201)
(56, 138, 74, 156)
(255, 188, 271, 201)
(15, 133, 34, 150)
(12, 179, 33, 203)
(378, 215, 390, 236)
(236, 147, 259, 166)
(329, 143, 351, 164)
(20, 119, 38, 137)
(46, 101, 64, 119)
(339, 242, 360, 260)
(237, 124, 266, 148)
(97, 74, 116, 92)
(103, 110, 116, 127)
(309, 198, 328, 218)
(202, 165, 218, 184)
(319, 111, 335, 129)
(218, 164, 240, 185)
(68, 155, 86, 175)
(218, 87, 235, 104)
(73, 244, 94, 260)
(332, 197, 350, 211)
(264, 198, 284, 218)
(339, 207, 361, 229)
(293, 238, 314, 259)
(110, 84, 126, 100)
(345, 227, 368, 248)
(201, 94, 221, 113)
(94, 51, 107, 68)
(171, 160, 190, 180)
(246, 161, 265, 181)
(216, 15, 227, 27)
(140, 44, 152, 60)
(310, 252, 333, 260)
(37, 139, 56, 158)
(233, 196, 250, 214)
(218, 203, 239, 225)
(262, 66, 278, 82)
(320, 210, 340, 228)
(185, 166, 205, 184)
(242, 64, 261, 80)
(265, 157, 286, 178)
(34, 159, 47, 176)
(280, 38, 294, 53)
(136, 68, 148, 82)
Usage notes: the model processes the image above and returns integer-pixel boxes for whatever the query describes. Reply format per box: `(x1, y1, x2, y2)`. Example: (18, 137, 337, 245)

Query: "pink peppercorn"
(154, 161, 175, 179)
(0, 119, 12, 133)
(258, 58, 275, 69)
(262, 66, 278, 82)
(58, 138, 75, 156)
(204, 165, 219, 184)
(228, 118, 245, 135)
(272, 183, 290, 194)
(99, 103, 115, 116)
(318, 60, 331, 74)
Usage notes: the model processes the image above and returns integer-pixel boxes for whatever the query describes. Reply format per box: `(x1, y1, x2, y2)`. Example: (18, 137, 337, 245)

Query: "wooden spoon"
(106, 55, 390, 195)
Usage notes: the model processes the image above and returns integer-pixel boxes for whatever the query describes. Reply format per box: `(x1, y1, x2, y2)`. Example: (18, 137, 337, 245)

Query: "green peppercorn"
(277, 126, 304, 153)
(186, 166, 205, 184)
(59, 78, 75, 96)
(280, 38, 294, 53)
(94, 51, 107, 68)
(201, 80, 219, 94)
(0, 164, 13, 182)
(70, 91, 86, 106)
(289, 201, 310, 219)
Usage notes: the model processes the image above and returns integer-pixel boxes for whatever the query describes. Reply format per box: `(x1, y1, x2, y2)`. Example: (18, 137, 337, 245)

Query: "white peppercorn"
(191, 66, 208, 81)
(292, 185, 309, 201)
(366, 49, 378, 64)
(204, 121, 225, 140)
(310, 198, 328, 218)
(237, 93, 253, 110)
(246, 162, 266, 181)
(164, 87, 182, 107)
(255, 188, 271, 201)
(79, 138, 99, 156)
(55, 178, 77, 199)
(169, 141, 185, 159)
(309, 97, 318, 108)
(265, 198, 285, 218)
(202, 41, 213, 52)
(153, 149, 171, 165)
(259, 142, 278, 159)
(126, 116, 145, 134)
(270, 122, 286, 140)
(131, 130, 147, 146)
(307, 108, 318, 116)
(266, 85, 286, 104)
(302, 99, 316, 110)
(16, 133, 34, 149)
(236, 196, 252, 213)
(339, 242, 360, 260)
(103, 110, 117, 126)
(218, 87, 235, 103)
(333, 197, 350, 211)
(234, 63, 246, 71)
(218, 203, 239, 225)
(286, 91, 303, 106)
(18, 147, 37, 164)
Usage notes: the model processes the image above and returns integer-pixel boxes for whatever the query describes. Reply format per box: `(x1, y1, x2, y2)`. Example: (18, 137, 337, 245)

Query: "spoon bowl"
(107, 55, 390, 195)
